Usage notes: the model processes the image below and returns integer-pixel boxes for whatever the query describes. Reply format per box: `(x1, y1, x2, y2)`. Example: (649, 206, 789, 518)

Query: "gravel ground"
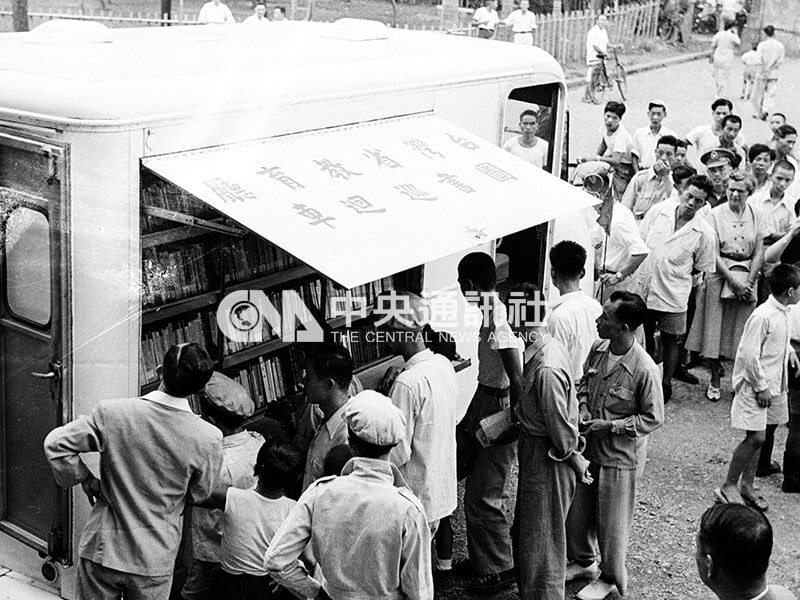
(435, 363, 800, 600)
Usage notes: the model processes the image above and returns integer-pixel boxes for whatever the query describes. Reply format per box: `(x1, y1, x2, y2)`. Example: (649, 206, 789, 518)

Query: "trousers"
(512, 434, 576, 600)
(461, 388, 516, 575)
(565, 462, 643, 596)
(77, 558, 173, 600)
(181, 559, 220, 600)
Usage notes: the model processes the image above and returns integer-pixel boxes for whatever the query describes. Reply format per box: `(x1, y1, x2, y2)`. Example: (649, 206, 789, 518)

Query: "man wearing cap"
(182, 372, 265, 600)
(631, 101, 677, 170)
(637, 175, 716, 402)
(44, 343, 223, 600)
(701, 148, 736, 208)
(300, 343, 355, 492)
(265, 390, 433, 600)
(621, 134, 680, 224)
(376, 291, 459, 536)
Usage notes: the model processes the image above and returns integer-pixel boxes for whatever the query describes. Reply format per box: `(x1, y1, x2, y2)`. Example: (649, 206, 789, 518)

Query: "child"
(716, 264, 800, 512)
(741, 42, 761, 100)
(207, 439, 305, 600)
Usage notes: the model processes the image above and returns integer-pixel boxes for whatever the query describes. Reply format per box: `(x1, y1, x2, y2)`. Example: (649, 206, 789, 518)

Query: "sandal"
(706, 385, 721, 402)
(742, 494, 768, 512)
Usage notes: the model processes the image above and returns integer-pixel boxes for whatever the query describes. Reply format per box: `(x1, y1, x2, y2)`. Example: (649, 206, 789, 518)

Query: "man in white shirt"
(637, 175, 716, 401)
(243, 3, 269, 25)
(502, 109, 549, 169)
(622, 134, 679, 223)
(379, 292, 459, 535)
(748, 160, 798, 246)
(547, 241, 603, 383)
(503, 0, 537, 45)
(197, 0, 235, 23)
(753, 25, 786, 120)
(686, 98, 747, 168)
(581, 101, 636, 199)
(472, 0, 499, 39)
(583, 15, 609, 104)
(273, 6, 287, 20)
(631, 100, 677, 170)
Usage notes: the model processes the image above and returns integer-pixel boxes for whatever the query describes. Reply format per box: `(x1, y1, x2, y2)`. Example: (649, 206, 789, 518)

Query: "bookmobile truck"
(0, 17, 596, 599)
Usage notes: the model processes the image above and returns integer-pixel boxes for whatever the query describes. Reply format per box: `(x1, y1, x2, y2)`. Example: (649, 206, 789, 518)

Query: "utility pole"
(12, 0, 29, 32)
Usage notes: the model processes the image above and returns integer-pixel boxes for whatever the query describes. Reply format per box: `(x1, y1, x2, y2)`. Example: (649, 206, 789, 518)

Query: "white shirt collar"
(142, 389, 194, 413)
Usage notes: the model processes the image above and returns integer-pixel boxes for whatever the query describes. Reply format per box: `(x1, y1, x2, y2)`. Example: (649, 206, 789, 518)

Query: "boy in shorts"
(716, 264, 800, 512)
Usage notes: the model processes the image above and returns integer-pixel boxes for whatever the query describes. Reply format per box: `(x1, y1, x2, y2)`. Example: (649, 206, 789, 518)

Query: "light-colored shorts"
(647, 309, 687, 336)
(731, 385, 789, 431)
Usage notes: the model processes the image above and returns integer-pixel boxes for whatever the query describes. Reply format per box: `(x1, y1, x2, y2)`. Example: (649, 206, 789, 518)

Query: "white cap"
(344, 390, 405, 446)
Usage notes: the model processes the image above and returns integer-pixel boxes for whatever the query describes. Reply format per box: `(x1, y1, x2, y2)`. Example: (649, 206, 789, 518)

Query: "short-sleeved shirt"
(477, 296, 525, 388)
(631, 126, 678, 169)
(197, 1, 235, 23)
(742, 49, 762, 70)
(504, 9, 537, 32)
(600, 203, 650, 273)
(603, 125, 634, 164)
(749, 187, 799, 241)
(220, 489, 296, 576)
(547, 291, 603, 383)
(711, 202, 765, 268)
(302, 402, 350, 491)
(586, 25, 609, 64)
(472, 6, 499, 30)
(638, 200, 716, 312)
(686, 125, 747, 165)
(621, 167, 675, 221)
(503, 136, 549, 169)
(757, 37, 785, 78)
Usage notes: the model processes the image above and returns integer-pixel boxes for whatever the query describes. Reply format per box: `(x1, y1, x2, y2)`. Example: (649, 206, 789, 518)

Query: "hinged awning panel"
(143, 113, 597, 289)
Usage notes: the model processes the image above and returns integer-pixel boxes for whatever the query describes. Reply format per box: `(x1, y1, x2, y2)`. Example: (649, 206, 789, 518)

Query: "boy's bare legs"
(721, 429, 766, 502)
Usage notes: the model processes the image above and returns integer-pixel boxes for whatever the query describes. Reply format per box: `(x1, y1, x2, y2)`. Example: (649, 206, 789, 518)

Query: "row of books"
(327, 277, 394, 317)
(338, 322, 391, 369)
(232, 353, 296, 409)
(141, 181, 218, 234)
(223, 235, 303, 285)
(139, 311, 218, 384)
(221, 280, 324, 354)
(142, 243, 213, 308)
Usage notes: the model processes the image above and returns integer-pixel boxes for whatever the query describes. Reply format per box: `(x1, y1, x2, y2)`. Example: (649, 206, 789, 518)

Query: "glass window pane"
(4, 207, 51, 325)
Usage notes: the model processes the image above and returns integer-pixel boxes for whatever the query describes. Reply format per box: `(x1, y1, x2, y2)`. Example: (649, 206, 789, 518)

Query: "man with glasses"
(636, 175, 716, 402)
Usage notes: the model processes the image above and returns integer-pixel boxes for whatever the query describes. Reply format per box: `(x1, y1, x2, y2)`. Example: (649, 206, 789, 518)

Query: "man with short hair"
(748, 160, 798, 246)
(266, 390, 434, 600)
(773, 124, 798, 170)
(566, 291, 664, 600)
(583, 15, 609, 104)
(719, 114, 747, 168)
(182, 372, 265, 600)
(502, 0, 537, 45)
(622, 134, 679, 223)
(44, 343, 223, 600)
(686, 98, 747, 166)
(637, 174, 716, 401)
(670, 164, 697, 199)
(581, 101, 636, 199)
(378, 291, 459, 535)
(674, 137, 690, 168)
(768, 113, 787, 148)
(547, 241, 603, 384)
(243, 3, 269, 25)
(197, 0, 235, 24)
(696, 504, 797, 600)
(300, 343, 355, 491)
(631, 101, 677, 170)
(753, 25, 785, 120)
(472, 0, 499, 39)
(273, 6, 287, 20)
(512, 283, 592, 600)
(503, 109, 549, 169)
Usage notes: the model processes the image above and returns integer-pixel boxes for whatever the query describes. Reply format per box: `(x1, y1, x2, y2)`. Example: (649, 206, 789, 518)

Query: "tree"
(12, 0, 29, 32)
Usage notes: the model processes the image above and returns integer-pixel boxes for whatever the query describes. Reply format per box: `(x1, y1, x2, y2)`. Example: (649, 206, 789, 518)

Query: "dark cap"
(700, 148, 735, 168)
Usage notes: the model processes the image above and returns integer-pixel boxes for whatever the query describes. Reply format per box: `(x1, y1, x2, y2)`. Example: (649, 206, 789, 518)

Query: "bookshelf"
(138, 170, 420, 423)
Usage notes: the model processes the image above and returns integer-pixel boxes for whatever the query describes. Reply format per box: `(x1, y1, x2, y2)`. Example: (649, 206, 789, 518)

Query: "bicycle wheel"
(593, 63, 608, 104)
(615, 64, 627, 101)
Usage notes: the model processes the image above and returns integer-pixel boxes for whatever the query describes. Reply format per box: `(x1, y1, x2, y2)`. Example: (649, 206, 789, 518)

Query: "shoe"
(713, 487, 731, 504)
(466, 569, 516, 595)
(674, 367, 699, 385)
(581, 96, 593, 103)
(566, 561, 600, 582)
(576, 579, 617, 600)
(663, 383, 673, 404)
(742, 493, 769, 512)
(706, 385, 721, 402)
(756, 461, 782, 477)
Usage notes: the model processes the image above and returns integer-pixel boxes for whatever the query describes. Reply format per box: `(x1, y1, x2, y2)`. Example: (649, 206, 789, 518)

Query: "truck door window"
(3, 206, 51, 325)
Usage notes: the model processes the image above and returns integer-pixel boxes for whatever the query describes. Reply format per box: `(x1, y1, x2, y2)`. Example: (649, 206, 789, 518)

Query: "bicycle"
(588, 43, 627, 103)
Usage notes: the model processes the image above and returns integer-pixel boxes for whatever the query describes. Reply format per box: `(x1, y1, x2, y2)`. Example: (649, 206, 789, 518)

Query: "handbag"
(720, 265, 755, 301)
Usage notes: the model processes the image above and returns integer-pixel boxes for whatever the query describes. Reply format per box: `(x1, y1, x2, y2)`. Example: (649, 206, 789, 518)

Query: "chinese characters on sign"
(404, 138, 445, 160)
(203, 178, 258, 204)
(436, 172, 475, 194)
(395, 183, 438, 202)
(446, 133, 480, 151)
(315, 158, 362, 180)
(340, 195, 386, 215)
(475, 162, 517, 182)
(465, 226, 488, 240)
(257, 166, 305, 190)
(363, 148, 403, 169)
(292, 203, 336, 228)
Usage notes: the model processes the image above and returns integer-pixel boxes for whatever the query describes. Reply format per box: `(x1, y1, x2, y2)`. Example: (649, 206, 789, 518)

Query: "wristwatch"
(610, 420, 621, 434)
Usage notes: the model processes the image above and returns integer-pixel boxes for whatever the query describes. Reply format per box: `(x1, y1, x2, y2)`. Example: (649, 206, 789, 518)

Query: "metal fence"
(0, 0, 660, 65)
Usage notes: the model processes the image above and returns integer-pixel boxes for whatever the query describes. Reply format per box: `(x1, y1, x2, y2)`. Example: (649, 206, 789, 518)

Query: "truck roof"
(0, 19, 564, 124)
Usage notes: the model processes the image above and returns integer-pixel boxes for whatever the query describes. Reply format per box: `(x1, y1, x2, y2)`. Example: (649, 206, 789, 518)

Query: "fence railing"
(0, 0, 660, 65)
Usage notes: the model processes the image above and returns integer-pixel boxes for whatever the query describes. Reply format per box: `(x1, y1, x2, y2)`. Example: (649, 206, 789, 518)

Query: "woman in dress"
(686, 171, 764, 401)
(711, 20, 741, 97)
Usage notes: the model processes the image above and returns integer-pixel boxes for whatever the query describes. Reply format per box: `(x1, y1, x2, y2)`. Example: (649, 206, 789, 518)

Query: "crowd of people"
(197, 0, 287, 25)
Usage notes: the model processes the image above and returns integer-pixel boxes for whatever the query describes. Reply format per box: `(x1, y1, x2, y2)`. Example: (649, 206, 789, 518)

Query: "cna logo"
(216, 290, 324, 343)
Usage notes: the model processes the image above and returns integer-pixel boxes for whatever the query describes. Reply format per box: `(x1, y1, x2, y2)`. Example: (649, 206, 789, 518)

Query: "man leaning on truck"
(44, 343, 223, 600)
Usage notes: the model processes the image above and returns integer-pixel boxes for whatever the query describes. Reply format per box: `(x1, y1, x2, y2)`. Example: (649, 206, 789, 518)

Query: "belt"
(514, 30, 533, 34)
(720, 252, 751, 261)
(477, 383, 510, 398)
